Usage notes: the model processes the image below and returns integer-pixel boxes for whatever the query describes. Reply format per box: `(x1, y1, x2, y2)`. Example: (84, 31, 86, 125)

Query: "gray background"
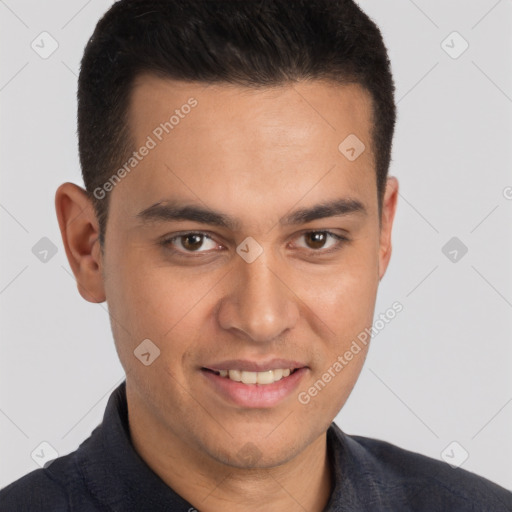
(1, 0, 511, 492)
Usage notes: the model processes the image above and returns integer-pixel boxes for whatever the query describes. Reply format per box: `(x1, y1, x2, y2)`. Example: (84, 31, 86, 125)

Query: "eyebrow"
(135, 197, 367, 231)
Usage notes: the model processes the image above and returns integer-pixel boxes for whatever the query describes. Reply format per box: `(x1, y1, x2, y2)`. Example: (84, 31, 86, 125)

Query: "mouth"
(200, 363, 308, 408)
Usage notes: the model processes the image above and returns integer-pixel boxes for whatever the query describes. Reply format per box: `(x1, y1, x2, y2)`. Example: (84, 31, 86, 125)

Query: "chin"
(201, 428, 310, 470)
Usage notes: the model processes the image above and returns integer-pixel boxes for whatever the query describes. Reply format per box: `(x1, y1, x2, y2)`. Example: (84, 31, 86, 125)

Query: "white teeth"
(241, 371, 257, 384)
(256, 370, 274, 384)
(228, 370, 242, 382)
(216, 368, 295, 385)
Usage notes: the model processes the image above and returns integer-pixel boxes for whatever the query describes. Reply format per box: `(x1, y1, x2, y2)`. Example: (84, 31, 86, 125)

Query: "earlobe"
(378, 176, 399, 281)
(55, 182, 106, 303)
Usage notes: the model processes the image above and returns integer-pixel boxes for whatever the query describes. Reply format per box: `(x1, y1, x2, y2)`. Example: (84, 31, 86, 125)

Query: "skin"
(55, 75, 398, 511)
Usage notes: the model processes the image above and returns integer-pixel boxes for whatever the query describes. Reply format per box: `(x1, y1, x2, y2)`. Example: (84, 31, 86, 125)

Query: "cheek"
(296, 271, 375, 421)
(105, 250, 218, 365)
(302, 241, 380, 334)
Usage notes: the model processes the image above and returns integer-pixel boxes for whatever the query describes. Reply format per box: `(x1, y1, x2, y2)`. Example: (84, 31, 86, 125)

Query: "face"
(57, 74, 398, 469)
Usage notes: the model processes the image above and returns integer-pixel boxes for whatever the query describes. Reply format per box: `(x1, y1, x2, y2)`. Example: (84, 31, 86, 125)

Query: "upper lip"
(202, 359, 308, 372)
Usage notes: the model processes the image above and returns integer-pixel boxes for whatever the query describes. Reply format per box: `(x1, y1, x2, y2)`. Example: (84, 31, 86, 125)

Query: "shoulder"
(0, 448, 95, 512)
(0, 464, 69, 512)
(332, 425, 512, 511)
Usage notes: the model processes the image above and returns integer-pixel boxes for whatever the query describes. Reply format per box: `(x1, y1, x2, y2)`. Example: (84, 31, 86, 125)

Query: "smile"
(201, 366, 308, 408)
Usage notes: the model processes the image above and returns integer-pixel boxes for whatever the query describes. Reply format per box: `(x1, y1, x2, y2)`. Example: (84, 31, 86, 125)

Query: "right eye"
(160, 232, 221, 255)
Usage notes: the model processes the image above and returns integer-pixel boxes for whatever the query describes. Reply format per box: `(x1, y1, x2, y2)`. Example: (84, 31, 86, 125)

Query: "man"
(1, 0, 511, 510)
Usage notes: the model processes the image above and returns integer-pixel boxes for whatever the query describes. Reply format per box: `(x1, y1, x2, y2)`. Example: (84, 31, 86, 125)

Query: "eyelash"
(159, 230, 350, 257)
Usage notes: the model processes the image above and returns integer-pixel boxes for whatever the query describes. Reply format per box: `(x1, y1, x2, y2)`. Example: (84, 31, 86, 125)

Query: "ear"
(55, 182, 106, 303)
(378, 176, 399, 281)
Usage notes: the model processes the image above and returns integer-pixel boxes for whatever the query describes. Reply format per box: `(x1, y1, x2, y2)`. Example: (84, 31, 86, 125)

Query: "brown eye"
(304, 232, 329, 250)
(180, 233, 205, 251)
(295, 231, 348, 252)
(162, 232, 218, 254)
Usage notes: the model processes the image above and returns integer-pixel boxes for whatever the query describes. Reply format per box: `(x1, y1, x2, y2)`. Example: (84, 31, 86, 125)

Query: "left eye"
(161, 230, 348, 255)
(294, 231, 347, 251)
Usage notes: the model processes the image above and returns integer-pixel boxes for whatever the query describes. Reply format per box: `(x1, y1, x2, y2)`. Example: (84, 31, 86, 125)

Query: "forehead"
(114, 74, 376, 228)
(128, 74, 374, 147)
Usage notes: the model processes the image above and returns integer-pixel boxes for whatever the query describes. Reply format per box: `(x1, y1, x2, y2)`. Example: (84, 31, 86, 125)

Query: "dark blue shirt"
(1, 381, 511, 511)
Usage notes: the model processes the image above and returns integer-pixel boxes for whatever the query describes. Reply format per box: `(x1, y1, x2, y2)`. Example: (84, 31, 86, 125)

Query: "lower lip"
(201, 368, 308, 408)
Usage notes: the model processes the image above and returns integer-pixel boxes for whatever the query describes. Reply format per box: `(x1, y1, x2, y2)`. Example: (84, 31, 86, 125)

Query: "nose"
(217, 251, 300, 344)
